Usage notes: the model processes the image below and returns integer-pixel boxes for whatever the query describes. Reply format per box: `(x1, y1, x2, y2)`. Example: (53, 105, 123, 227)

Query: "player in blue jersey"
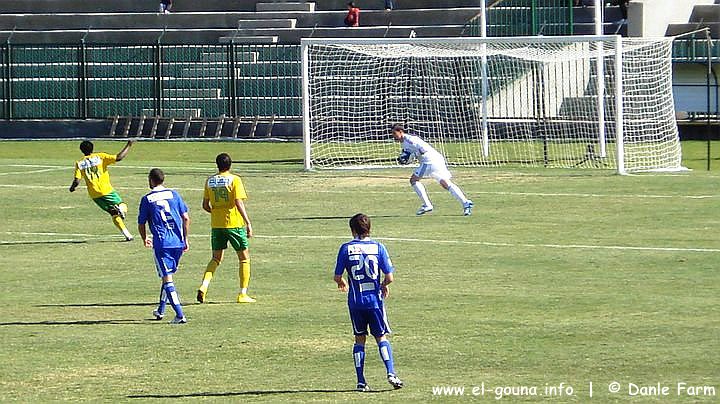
(334, 213, 404, 392)
(138, 168, 190, 324)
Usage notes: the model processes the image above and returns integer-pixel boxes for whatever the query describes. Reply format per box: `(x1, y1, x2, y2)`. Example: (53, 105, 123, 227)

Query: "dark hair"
(349, 213, 371, 238)
(148, 168, 165, 185)
(391, 123, 404, 132)
(79, 140, 94, 155)
(348, 1, 355, 7)
(216, 153, 232, 171)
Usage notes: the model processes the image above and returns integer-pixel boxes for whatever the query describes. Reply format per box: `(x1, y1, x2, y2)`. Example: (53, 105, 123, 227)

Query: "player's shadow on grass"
(0, 319, 146, 326)
(128, 388, 393, 399)
(36, 302, 156, 308)
(277, 215, 400, 221)
(0, 239, 129, 246)
(0, 240, 88, 246)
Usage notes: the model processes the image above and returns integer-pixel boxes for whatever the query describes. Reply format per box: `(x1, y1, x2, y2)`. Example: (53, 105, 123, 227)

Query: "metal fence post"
(531, 0, 538, 36)
(5, 40, 12, 119)
(228, 42, 237, 117)
(154, 42, 163, 117)
(78, 39, 88, 119)
(706, 30, 712, 171)
(154, 30, 166, 117)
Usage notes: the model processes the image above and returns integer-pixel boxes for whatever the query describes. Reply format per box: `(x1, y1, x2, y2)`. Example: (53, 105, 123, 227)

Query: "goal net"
(301, 36, 683, 174)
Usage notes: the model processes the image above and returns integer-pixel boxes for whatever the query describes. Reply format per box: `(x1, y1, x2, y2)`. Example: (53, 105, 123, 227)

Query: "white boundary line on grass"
(0, 183, 717, 200)
(2, 232, 719, 253)
(0, 167, 68, 176)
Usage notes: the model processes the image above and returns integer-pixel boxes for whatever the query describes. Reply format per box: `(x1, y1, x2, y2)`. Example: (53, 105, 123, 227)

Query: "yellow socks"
(239, 259, 251, 294)
(112, 215, 133, 241)
(199, 259, 220, 293)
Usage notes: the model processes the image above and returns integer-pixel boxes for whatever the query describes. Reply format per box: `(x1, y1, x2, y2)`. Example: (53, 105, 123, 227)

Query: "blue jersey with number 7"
(138, 187, 188, 250)
(335, 238, 394, 310)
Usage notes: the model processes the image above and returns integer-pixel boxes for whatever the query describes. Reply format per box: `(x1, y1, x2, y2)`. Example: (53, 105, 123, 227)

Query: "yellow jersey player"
(69, 140, 135, 241)
(197, 153, 256, 304)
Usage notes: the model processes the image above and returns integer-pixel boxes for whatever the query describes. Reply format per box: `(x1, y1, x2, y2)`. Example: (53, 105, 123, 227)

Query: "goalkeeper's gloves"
(397, 151, 412, 165)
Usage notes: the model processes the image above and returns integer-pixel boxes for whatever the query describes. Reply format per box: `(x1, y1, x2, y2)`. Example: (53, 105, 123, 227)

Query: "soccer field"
(0, 140, 718, 402)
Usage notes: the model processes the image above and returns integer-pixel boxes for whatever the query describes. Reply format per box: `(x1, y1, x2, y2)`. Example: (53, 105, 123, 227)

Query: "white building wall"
(628, 0, 713, 38)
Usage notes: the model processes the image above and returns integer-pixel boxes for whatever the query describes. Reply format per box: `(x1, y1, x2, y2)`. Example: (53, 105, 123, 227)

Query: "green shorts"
(211, 227, 249, 252)
(92, 191, 123, 214)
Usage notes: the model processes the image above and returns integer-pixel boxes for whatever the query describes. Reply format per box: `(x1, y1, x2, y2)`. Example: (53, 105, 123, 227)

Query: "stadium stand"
(0, 0, 481, 44)
(0, 1, 638, 138)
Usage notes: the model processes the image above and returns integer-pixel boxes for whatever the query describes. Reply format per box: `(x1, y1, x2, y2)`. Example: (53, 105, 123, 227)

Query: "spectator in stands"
(160, 0, 173, 14)
(345, 2, 360, 27)
(616, 0, 629, 23)
(385, 0, 394, 11)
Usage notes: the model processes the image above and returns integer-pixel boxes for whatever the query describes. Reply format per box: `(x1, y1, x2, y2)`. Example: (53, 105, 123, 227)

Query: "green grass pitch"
(0, 140, 718, 402)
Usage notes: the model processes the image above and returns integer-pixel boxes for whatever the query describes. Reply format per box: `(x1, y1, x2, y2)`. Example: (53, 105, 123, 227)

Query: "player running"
(138, 168, 190, 324)
(334, 213, 404, 392)
(391, 124, 473, 216)
(69, 140, 135, 240)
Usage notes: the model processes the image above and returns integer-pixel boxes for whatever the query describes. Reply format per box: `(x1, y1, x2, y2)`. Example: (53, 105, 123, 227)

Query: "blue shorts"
(349, 306, 392, 337)
(153, 248, 184, 278)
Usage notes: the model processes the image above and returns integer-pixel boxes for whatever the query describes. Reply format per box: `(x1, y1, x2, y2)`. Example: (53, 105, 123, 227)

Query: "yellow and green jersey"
(74, 152, 118, 199)
(204, 171, 248, 229)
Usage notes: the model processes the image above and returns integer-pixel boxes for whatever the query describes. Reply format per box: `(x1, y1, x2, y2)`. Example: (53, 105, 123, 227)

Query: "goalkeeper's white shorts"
(414, 156, 452, 182)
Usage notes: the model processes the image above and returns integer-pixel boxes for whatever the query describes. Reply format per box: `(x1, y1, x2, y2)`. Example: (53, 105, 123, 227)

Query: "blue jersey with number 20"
(138, 187, 188, 250)
(335, 238, 394, 310)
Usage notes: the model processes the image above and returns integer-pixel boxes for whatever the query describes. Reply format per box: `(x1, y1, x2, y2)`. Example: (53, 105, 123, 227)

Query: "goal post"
(301, 36, 683, 174)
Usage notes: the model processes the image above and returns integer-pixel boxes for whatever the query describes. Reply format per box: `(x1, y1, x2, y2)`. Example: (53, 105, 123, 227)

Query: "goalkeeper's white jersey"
(402, 134, 444, 164)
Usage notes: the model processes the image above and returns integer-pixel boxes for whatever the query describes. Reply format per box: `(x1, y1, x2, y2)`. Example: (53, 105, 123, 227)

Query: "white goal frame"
(301, 36, 681, 174)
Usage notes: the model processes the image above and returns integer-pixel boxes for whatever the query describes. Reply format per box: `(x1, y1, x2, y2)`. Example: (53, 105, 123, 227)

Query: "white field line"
(2, 232, 718, 253)
(0, 163, 717, 199)
(0, 164, 257, 172)
(0, 184, 207, 192)
(0, 167, 68, 176)
(0, 182, 716, 200)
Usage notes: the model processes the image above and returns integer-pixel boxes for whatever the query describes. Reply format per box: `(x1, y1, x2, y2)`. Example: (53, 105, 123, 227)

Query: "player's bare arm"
(235, 199, 253, 237)
(138, 223, 152, 248)
(334, 274, 348, 292)
(115, 139, 136, 162)
(202, 197, 212, 213)
(381, 272, 394, 299)
(181, 212, 190, 252)
(69, 178, 80, 192)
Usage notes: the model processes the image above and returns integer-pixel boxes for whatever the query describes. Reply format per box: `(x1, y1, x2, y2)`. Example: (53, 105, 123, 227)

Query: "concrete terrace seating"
(0, 10, 480, 45)
(0, 0, 482, 44)
(0, 0, 481, 13)
(666, 4, 720, 38)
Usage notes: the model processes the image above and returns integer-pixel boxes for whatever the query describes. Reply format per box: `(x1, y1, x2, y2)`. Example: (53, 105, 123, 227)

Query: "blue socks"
(157, 286, 167, 315)
(162, 281, 184, 318)
(378, 340, 395, 375)
(353, 344, 366, 385)
(354, 340, 396, 384)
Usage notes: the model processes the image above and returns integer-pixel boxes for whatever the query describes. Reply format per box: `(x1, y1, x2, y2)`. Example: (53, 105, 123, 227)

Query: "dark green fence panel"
(0, 44, 7, 119)
(161, 45, 229, 118)
(673, 38, 720, 62)
(11, 46, 80, 118)
(467, 0, 574, 37)
(234, 44, 300, 118)
(86, 45, 155, 117)
(1, 43, 299, 120)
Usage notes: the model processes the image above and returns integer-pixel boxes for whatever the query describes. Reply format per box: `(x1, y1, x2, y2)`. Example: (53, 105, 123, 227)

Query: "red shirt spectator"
(344, 2, 360, 27)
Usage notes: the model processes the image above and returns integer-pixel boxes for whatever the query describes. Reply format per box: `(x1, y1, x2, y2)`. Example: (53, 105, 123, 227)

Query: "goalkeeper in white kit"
(391, 124, 473, 216)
